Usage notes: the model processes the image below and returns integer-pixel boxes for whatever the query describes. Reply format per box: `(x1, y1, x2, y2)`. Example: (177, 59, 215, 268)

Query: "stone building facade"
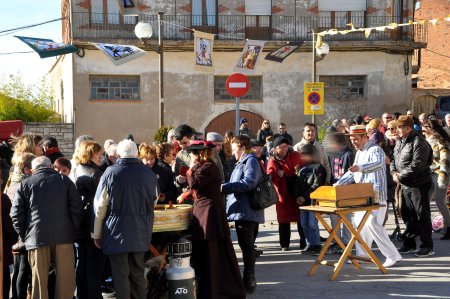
(24, 123, 74, 157)
(50, 0, 426, 144)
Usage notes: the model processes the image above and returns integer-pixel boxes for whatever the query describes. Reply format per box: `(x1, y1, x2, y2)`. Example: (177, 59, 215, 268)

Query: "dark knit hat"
(273, 136, 289, 148)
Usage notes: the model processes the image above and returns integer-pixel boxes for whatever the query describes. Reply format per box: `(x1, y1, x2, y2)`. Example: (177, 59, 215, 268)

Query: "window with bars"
(319, 11, 365, 29)
(91, 0, 136, 25)
(90, 75, 140, 101)
(320, 76, 366, 100)
(214, 76, 263, 101)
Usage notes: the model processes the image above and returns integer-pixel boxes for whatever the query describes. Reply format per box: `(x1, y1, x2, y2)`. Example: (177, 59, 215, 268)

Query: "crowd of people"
(0, 109, 449, 299)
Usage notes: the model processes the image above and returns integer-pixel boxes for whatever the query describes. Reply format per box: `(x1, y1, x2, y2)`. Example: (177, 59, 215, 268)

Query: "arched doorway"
(205, 110, 264, 137)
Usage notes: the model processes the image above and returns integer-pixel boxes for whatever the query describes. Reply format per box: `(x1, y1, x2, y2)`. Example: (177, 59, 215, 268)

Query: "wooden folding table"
(300, 204, 388, 281)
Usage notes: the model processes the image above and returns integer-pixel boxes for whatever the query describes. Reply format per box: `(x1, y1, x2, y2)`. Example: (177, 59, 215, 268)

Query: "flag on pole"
(194, 30, 215, 69)
(15, 36, 78, 58)
(265, 41, 303, 63)
(91, 43, 146, 66)
(234, 40, 265, 74)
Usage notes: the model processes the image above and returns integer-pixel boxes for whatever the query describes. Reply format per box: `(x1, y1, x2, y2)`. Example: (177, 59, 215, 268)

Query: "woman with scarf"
(267, 137, 304, 251)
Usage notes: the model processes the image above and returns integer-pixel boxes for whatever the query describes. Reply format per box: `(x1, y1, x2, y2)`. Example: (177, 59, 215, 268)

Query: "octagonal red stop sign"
(226, 73, 250, 98)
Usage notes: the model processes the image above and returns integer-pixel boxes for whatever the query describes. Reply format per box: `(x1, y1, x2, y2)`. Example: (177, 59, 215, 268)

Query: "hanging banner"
(15, 36, 78, 59)
(116, 0, 140, 16)
(91, 43, 146, 66)
(234, 40, 265, 74)
(194, 30, 215, 70)
(304, 82, 325, 115)
(265, 41, 303, 63)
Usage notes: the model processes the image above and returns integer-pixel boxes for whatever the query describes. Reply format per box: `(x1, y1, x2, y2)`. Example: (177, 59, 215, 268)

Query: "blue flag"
(15, 36, 78, 59)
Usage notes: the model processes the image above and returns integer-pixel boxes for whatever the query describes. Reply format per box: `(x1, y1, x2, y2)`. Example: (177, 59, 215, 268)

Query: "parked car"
(436, 96, 450, 119)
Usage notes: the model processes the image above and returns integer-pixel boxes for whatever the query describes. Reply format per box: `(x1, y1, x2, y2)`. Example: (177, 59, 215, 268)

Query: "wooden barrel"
(153, 204, 193, 233)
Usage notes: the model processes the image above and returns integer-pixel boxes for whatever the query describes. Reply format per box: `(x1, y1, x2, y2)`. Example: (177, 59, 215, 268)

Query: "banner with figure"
(194, 30, 215, 70)
(15, 36, 78, 59)
(234, 40, 265, 74)
(265, 41, 303, 63)
(91, 43, 146, 66)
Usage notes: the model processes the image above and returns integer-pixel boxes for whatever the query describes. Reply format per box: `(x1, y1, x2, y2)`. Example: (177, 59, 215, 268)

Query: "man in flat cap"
(391, 115, 434, 257)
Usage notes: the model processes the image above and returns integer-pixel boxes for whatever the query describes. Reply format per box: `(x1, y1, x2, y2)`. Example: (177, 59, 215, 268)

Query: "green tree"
(0, 73, 60, 122)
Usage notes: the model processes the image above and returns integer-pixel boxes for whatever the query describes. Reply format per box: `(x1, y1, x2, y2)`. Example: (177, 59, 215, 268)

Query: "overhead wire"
(0, 17, 66, 37)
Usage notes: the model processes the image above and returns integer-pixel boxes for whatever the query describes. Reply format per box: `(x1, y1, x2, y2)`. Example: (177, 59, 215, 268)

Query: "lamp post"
(311, 30, 329, 124)
(135, 11, 165, 128)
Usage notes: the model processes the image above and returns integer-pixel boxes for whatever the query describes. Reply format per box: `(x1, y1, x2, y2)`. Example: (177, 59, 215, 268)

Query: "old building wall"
(70, 49, 411, 144)
(415, 0, 450, 89)
(24, 123, 75, 157)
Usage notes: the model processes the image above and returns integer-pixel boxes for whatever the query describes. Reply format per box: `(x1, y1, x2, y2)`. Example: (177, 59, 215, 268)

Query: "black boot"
(441, 229, 450, 240)
(243, 272, 256, 294)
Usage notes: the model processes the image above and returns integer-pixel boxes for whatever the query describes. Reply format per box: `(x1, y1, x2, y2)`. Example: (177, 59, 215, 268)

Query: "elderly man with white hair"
(444, 114, 450, 136)
(92, 139, 158, 299)
(10, 156, 83, 299)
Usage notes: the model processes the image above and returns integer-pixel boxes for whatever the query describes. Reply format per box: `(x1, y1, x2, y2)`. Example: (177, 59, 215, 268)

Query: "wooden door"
(412, 94, 437, 115)
(204, 110, 264, 137)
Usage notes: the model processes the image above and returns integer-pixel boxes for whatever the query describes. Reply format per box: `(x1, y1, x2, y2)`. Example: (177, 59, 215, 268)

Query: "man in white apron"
(336, 125, 402, 268)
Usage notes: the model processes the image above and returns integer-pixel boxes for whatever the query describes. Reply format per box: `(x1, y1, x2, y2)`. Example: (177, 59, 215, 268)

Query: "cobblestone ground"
(237, 203, 450, 299)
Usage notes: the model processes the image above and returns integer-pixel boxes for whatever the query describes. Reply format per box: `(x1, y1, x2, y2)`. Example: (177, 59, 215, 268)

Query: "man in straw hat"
(335, 125, 402, 268)
(390, 115, 434, 257)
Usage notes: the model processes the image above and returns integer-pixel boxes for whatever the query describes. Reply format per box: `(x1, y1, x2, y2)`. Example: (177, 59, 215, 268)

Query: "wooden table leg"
(309, 212, 347, 276)
(340, 209, 388, 275)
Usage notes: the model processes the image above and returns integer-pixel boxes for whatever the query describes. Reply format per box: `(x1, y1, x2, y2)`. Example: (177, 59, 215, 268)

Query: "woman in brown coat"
(178, 141, 245, 299)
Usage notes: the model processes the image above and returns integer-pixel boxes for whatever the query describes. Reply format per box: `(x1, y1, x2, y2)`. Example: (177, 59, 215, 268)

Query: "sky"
(0, 1, 62, 85)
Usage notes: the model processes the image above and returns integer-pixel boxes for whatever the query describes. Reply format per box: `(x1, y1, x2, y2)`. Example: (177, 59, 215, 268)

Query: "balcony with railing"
(71, 12, 427, 46)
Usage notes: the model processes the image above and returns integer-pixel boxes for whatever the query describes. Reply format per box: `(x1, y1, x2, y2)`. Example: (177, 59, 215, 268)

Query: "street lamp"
(311, 30, 329, 124)
(135, 12, 165, 127)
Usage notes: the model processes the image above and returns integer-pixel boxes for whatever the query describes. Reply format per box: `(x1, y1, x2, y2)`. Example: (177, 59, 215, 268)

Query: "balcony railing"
(71, 13, 427, 43)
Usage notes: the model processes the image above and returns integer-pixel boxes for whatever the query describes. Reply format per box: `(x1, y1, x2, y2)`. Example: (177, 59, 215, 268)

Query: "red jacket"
(267, 150, 302, 223)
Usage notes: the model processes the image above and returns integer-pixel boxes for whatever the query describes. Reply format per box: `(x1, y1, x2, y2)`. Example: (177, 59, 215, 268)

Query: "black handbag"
(249, 162, 279, 210)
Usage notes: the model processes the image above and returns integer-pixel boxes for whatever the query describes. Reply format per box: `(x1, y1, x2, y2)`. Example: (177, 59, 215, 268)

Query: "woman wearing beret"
(178, 141, 245, 299)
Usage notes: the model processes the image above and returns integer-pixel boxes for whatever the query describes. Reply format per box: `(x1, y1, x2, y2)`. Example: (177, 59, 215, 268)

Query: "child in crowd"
(327, 133, 355, 252)
(53, 157, 72, 176)
(295, 143, 327, 254)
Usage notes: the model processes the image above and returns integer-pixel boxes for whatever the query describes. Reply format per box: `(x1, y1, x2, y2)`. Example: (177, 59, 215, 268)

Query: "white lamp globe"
(316, 43, 330, 56)
(135, 22, 153, 39)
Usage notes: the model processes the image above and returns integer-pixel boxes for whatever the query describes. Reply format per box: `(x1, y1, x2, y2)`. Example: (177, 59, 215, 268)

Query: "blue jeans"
(300, 210, 320, 246)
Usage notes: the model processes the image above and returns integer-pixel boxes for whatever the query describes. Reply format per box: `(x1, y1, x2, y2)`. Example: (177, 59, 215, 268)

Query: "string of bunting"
(317, 14, 450, 40)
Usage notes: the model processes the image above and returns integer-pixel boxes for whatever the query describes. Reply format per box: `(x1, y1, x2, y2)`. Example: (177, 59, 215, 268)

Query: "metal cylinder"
(166, 238, 196, 299)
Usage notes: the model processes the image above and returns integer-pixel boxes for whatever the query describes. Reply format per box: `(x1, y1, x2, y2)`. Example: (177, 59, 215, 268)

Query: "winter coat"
(222, 153, 264, 224)
(187, 161, 230, 240)
(328, 147, 354, 184)
(391, 130, 432, 187)
(267, 149, 302, 223)
(295, 163, 327, 206)
(71, 162, 103, 239)
(10, 168, 83, 250)
(45, 147, 64, 164)
(99, 155, 114, 172)
(152, 159, 178, 203)
(427, 136, 450, 188)
(2, 193, 18, 265)
(294, 139, 331, 183)
(92, 158, 157, 255)
(257, 128, 273, 145)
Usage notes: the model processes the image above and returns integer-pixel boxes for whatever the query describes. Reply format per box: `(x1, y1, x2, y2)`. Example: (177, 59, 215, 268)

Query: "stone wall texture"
(415, 0, 450, 89)
(24, 123, 74, 157)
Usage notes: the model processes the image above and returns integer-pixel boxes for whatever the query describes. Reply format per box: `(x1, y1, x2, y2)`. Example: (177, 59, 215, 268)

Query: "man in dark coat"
(10, 156, 83, 299)
(391, 115, 434, 257)
(92, 139, 157, 299)
(273, 123, 293, 146)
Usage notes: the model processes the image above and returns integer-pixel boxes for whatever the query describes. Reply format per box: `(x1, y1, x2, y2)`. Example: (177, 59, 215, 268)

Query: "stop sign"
(226, 73, 250, 98)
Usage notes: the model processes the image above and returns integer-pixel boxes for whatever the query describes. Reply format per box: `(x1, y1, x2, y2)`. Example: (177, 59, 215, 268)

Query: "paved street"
(233, 204, 450, 299)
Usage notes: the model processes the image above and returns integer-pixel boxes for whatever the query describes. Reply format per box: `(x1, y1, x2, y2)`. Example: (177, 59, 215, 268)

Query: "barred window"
(320, 76, 366, 100)
(90, 75, 140, 101)
(214, 76, 263, 101)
